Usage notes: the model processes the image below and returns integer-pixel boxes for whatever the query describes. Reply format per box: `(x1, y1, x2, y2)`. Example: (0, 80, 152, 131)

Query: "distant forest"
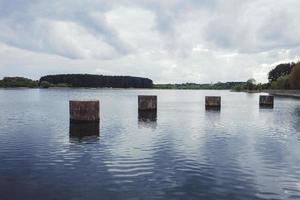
(39, 74, 153, 88)
(0, 74, 153, 88)
(0, 77, 38, 88)
(154, 82, 245, 90)
(1, 63, 299, 90)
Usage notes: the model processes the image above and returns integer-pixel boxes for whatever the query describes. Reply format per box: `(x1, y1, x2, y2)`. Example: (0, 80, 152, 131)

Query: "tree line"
(268, 62, 300, 89)
(1, 64, 299, 90)
(39, 74, 153, 88)
(0, 74, 153, 88)
(0, 77, 38, 88)
(154, 82, 245, 90)
(233, 61, 300, 91)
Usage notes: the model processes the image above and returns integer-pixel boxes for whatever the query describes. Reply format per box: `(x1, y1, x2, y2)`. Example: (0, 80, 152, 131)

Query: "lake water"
(0, 89, 300, 200)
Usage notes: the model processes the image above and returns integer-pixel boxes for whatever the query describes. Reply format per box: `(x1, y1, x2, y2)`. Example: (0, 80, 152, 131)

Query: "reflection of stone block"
(138, 110, 157, 122)
(138, 96, 157, 111)
(69, 122, 100, 137)
(70, 101, 99, 123)
(259, 95, 274, 108)
(205, 96, 221, 110)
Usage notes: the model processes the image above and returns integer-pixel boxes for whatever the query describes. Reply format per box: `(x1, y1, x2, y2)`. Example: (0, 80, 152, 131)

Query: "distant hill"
(39, 74, 153, 88)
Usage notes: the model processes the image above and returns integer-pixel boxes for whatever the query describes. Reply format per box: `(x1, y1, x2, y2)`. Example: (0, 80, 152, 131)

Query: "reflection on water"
(259, 105, 274, 109)
(138, 110, 157, 122)
(138, 110, 157, 129)
(294, 106, 300, 117)
(292, 106, 300, 139)
(205, 106, 221, 111)
(205, 108, 221, 114)
(0, 89, 300, 200)
(69, 122, 99, 142)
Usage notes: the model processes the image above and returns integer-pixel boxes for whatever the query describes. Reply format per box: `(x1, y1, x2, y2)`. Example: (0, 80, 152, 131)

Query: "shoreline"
(1, 87, 300, 99)
(263, 90, 300, 99)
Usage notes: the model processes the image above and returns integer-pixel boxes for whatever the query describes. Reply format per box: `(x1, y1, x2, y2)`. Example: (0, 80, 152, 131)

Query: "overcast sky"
(0, 0, 299, 83)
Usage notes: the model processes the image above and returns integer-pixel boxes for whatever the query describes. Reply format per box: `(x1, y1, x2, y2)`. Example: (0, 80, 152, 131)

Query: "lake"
(0, 89, 300, 200)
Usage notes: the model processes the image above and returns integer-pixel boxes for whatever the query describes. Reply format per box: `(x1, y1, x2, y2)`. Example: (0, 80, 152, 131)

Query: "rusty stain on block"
(205, 96, 221, 110)
(138, 95, 157, 111)
(70, 101, 99, 123)
(259, 95, 274, 108)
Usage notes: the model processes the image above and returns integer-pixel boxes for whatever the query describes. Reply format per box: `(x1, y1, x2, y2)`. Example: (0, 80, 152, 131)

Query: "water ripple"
(0, 89, 300, 199)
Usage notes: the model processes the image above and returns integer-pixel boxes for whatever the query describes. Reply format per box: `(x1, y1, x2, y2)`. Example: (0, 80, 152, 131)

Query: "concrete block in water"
(70, 101, 100, 122)
(259, 95, 274, 108)
(205, 96, 221, 110)
(138, 95, 157, 111)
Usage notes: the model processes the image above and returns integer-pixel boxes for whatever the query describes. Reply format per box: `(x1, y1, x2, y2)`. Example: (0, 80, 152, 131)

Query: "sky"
(0, 0, 300, 83)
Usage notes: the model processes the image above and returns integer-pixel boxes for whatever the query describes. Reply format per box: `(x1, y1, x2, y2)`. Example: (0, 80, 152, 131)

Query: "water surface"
(0, 89, 300, 200)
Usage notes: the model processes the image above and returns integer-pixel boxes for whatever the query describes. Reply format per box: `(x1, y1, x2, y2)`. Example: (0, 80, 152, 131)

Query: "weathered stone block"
(70, 101, 100, 122)
(259, 95, 274, 108)
(138, 95, 157, 111)
(205, 96, 221, 110)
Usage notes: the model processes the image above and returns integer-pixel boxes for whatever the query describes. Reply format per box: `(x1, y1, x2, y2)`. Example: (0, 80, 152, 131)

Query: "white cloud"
(0, 0, 300, 83)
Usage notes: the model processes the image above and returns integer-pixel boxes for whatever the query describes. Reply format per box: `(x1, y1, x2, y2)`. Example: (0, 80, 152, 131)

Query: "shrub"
(39, 81, 53, 88)
(232, 84, 246, 91)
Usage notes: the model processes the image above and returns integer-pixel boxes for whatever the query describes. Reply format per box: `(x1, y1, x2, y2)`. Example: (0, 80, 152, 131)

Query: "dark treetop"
(39, 74, 153, 88)
(268, 63, 295, 82)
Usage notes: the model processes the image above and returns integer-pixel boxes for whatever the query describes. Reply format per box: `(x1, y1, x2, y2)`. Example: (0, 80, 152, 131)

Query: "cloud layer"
(0, 0, 299, 83)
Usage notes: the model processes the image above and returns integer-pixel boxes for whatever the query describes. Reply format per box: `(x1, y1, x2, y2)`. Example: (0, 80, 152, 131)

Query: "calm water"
(0, 89, 300, 200)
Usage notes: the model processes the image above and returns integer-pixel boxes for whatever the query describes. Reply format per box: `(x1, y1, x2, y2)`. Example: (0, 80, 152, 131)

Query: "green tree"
(289, 62, 300, 89)
(268, 63, 294, 82)
(246, 78, 257, 90)
(270, 75, 289, 89)
(256, 83, 262, 91)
